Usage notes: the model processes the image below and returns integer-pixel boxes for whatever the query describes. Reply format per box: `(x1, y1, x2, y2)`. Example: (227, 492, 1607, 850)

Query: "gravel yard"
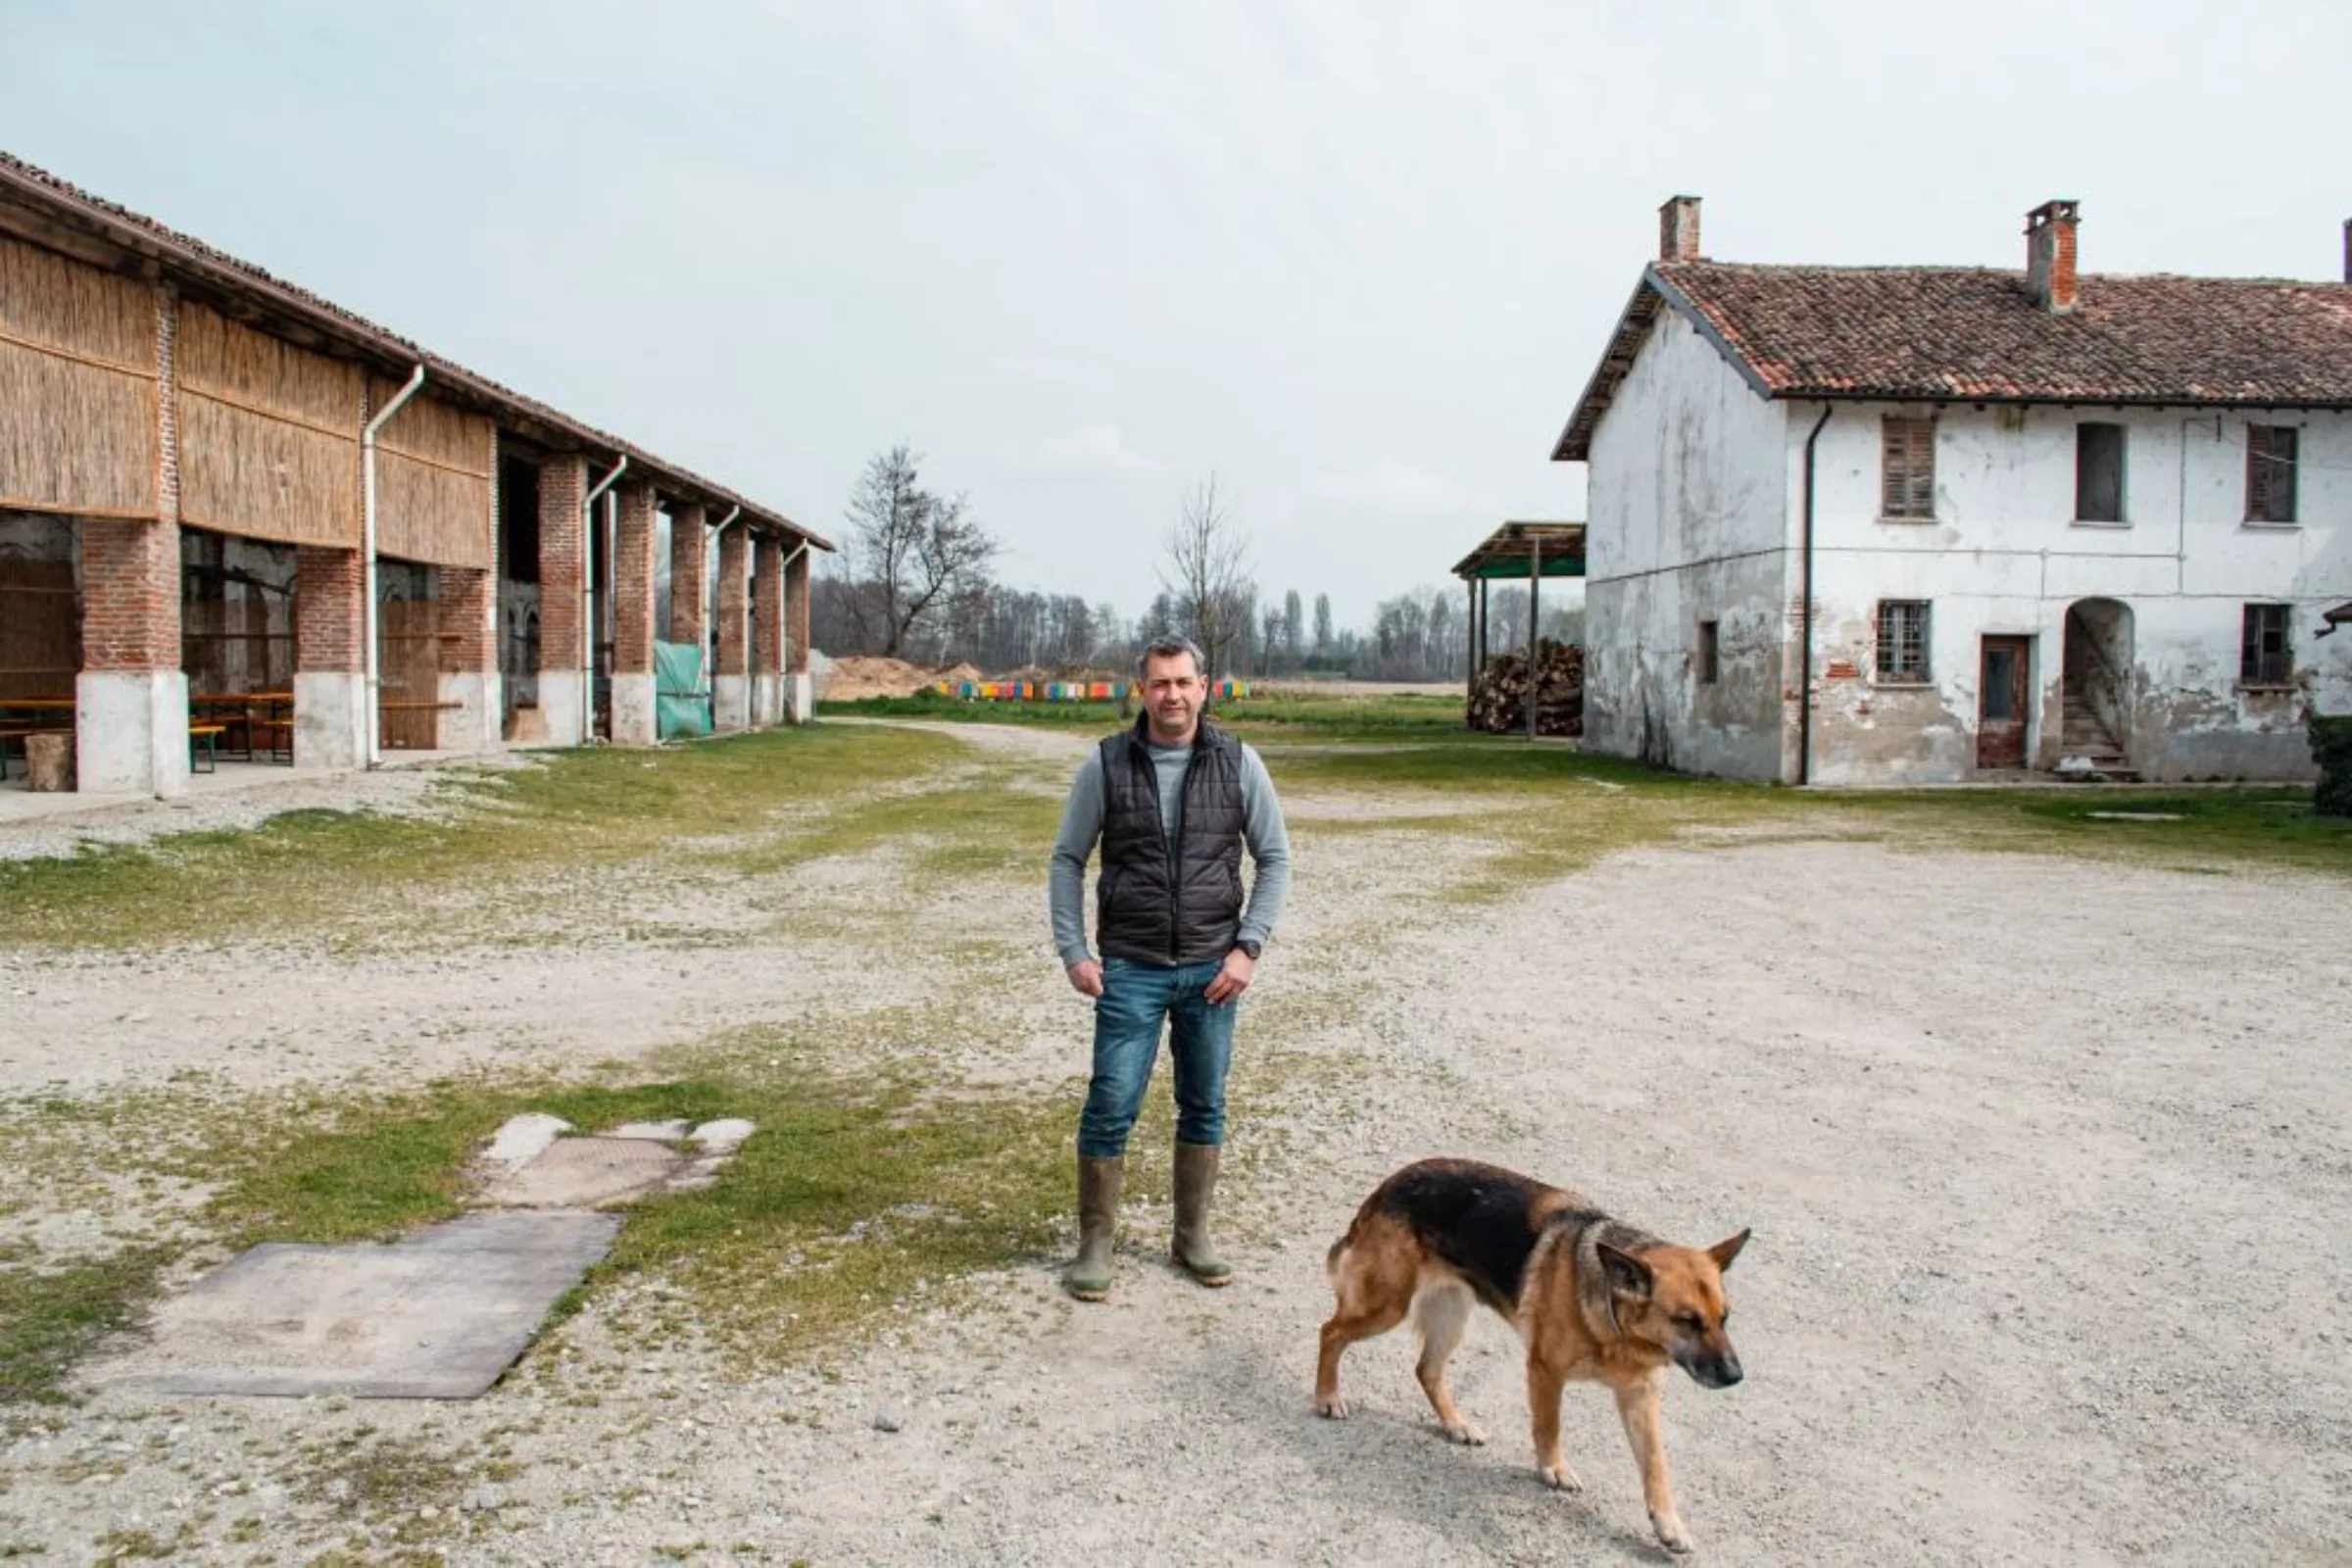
(2, 724, 2347, 1564)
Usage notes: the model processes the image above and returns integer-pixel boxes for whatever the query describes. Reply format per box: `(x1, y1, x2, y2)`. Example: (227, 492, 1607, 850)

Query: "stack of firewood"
(1469, 639, 1585, 736)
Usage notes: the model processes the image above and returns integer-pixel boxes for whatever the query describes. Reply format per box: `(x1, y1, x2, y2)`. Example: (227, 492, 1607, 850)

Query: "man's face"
(1141, 653, 1204, 743)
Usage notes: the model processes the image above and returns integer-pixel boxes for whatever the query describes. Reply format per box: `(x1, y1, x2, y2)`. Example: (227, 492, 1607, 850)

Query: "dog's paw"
(1651, 1512, 1693, 1554)
(1315, 1394, 1352, 1420)
(1439, 1418, 1487, 1446)
(1539, 1462, 1584, 1493)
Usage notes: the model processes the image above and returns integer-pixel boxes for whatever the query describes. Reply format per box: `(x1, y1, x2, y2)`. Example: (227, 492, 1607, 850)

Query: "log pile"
(1469, 639, 1584, 736)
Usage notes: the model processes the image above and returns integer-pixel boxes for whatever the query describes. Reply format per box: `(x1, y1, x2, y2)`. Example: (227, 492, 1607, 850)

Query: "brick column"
(435, 564, 498, 752)
(77, 281, 189, 796)
(668, 502, 708, 656)
(785, 541, 812, 722)
(292, 545, 367, 768)
(752, 529, 783, 727)
(713, 522, 750, 733)
(608, 479, 659, 745)
(535, 456, 587, 746)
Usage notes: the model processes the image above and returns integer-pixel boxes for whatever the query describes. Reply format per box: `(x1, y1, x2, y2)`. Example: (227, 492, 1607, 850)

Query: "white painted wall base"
(293, 672, 368, 772)
(753, 673, 782, 728)
(714, 674, 750, 733)
(75, 671, 190, 797)
(610, 672, 658, 746)
(786, 672, 813, 724)
(534, 673, 587, 748)
(437, 671, 501, 754)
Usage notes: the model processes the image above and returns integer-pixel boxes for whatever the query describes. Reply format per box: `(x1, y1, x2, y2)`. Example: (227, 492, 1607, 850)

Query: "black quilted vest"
(1095, 715, 1247, 964)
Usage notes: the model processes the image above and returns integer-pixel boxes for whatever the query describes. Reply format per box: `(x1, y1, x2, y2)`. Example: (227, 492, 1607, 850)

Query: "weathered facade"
(0, 151, 829, 797)
(1557, 197, 2352, 784)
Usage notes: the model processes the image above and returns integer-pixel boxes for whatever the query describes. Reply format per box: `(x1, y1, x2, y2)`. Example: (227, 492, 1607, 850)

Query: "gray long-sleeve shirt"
(1049, 735, 1291, 968)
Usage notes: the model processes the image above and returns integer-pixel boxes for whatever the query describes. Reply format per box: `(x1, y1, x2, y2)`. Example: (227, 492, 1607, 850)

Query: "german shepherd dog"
(1315, 1159, 1749, 1554)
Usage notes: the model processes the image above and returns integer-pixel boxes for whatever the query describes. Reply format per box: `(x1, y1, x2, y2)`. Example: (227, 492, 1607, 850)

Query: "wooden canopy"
(1451, 520, 1586, 580)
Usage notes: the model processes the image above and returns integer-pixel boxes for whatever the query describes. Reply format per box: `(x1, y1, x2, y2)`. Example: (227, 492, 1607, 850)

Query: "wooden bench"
(189, 722, 227, 774)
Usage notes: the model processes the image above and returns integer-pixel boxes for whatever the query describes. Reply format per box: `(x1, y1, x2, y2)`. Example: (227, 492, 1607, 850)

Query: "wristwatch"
(1233, 939, 1263, 960)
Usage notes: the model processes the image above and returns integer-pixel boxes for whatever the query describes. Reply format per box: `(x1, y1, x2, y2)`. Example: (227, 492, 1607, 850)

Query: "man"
(1049, 636, 1291, 1301)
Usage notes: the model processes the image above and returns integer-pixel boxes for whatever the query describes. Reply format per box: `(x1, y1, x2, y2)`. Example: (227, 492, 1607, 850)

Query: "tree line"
(809, 447, 1582, 682)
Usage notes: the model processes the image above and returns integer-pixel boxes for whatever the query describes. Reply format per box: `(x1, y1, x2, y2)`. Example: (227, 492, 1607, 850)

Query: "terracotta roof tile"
(1556, 259, 2352, 460)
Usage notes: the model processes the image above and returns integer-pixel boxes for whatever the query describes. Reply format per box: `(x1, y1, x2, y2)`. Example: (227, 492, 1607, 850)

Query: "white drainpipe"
(363, 365, 427, 768)
(581, 456, 630, 741)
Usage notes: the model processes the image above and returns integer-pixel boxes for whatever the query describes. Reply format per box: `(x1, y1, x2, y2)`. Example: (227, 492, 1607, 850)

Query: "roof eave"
(0, 156, 834, 553)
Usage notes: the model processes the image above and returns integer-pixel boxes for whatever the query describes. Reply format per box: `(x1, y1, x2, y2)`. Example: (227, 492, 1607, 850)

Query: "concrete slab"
(690, 1118, 756, 1152)
(471, 1135, 687, 1208)
(480, 1112, 572, 1173)
(606, 1119, 690, 1142)
(95, 1210, 619, 1399)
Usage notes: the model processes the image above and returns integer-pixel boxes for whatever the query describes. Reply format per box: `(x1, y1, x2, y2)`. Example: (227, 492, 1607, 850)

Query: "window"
(1696, 620, 1719, 684)
(1881, 417, 1936, 520)
(2076, 422, 2126, 522)
(2240, 604, 2292, 686)
(1876, 600, 1931, 682)
(2246, 425, 2299, 523)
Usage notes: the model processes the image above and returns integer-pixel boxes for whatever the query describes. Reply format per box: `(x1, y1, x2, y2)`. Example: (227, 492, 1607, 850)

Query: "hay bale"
(24, 730, 74, 792)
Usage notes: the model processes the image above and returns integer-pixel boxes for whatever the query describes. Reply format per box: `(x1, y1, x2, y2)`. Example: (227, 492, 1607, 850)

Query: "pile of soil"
(825, 657, 953, 701)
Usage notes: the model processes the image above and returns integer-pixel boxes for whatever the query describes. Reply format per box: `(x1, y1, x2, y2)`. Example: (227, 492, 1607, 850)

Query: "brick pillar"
(713, 523, 750, 733)
(435, 564, 498, 752)
(78, 280, 188, 796)
(668, 502, 708, 656)
(292, 545, 367, 769)
(785, 542, 813, 722)
(609, 480, 659, 745)
(752, 530, 783, 727)
(535, 456, 587, 746)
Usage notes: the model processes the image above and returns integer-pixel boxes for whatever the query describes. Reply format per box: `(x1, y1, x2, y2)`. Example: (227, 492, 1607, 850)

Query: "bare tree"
(1159, 473, 1254, 689)
(844, 445, 997, 658)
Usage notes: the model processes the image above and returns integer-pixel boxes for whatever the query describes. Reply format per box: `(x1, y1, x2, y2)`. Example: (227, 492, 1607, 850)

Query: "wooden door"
(1977, 636, 2032, 769)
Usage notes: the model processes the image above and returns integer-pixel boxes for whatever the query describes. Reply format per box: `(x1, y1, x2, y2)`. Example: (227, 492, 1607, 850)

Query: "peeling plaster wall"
(1584, 313, 1789, 777)
(1797, 403, 2352, 782)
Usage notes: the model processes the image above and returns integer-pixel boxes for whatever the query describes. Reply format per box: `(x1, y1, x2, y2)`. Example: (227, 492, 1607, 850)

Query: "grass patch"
(822, 688, 1470, 740)
(0, 726, 965, 948)
(0, 1038, 1086, 1402)
(0, 1248, 168, 1405)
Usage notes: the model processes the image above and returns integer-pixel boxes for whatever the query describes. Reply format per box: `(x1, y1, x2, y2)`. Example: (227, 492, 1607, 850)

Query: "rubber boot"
(1063, 1155, 1123, 1301)
(1171, 1141, 1233, 1286)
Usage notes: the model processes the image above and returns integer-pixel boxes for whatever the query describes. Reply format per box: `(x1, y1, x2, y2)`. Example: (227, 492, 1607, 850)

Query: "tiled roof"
(0, 150, 830, 549)
(1554, 261, 2352, 461)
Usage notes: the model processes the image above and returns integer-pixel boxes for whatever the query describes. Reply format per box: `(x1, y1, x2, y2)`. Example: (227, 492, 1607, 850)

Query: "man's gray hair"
(1136, 636, 1206, 682)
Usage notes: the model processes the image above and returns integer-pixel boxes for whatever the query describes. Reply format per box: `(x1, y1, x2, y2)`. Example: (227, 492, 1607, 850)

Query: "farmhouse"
(1554, 196, 2352, 784)
(0, 151, 830, 799)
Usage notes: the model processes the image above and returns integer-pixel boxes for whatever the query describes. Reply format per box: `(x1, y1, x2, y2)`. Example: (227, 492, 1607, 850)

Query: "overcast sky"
(6, 2, 2349, 630)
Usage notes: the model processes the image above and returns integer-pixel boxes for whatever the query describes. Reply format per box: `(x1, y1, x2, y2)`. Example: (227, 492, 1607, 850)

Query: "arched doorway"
(2062, 599, 2134, 771)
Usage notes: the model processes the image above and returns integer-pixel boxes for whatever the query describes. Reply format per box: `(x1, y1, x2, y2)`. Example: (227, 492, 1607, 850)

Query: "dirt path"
(2, 728, 2347, 1562)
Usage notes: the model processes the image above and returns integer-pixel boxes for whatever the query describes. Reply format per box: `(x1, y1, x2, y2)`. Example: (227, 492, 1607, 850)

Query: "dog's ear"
(1596, 1242, 1653, 1301)
(1707, 1228, 1752, 1274)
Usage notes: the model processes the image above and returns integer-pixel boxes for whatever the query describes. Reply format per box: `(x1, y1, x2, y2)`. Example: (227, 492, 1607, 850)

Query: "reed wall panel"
(0, 237, 157, 516)
(371, 381, 493, 568)
(176, 302, 361, 547)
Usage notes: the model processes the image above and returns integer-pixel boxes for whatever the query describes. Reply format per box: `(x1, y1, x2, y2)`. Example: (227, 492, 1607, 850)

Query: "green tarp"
(656, 640, 711, 740)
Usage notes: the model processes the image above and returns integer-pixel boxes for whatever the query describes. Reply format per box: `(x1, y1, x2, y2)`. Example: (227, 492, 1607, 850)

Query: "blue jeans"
(1078, 956, 1239, 1158)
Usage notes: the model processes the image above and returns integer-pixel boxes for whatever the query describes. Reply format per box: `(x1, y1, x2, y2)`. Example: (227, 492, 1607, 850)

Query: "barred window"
(1876, 600, 1931, 682)
(1881, 417, 1936, 519)
(2246, 425, 2298, 523)
(2240, 603, 2292, 686)
(1696, 619, 1719, 684)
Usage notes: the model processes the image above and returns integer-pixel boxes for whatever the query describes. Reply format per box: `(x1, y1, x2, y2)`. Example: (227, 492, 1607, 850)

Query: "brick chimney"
(2025, 199, 2080, 313)
(1659, 195, 1702, 263)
